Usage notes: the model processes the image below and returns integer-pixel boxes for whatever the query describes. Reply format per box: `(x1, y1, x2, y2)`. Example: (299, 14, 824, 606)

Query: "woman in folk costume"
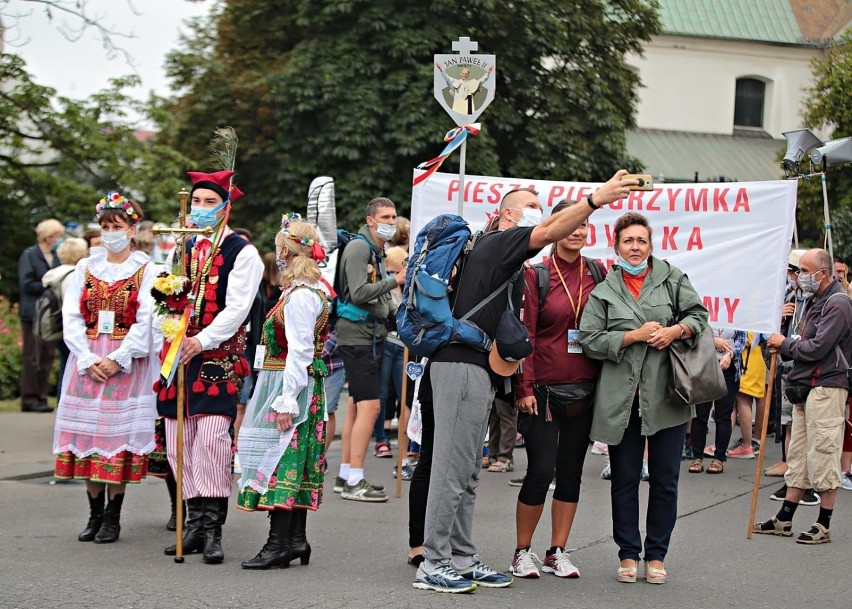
(236, 214, 331, 570)
(53, 193, 158, 543)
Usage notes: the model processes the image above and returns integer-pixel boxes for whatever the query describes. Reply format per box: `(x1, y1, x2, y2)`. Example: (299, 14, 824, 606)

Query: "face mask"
(797, 271, 821, 295)
(618, 257, 649, 276)
(101, 230, 130, 254)
(516, 208, 543, 228)
(52, 238, 64, 252)
(276, 257, 288, 275)
(375, 222, 397, 242)
(190, 200, 227, 229)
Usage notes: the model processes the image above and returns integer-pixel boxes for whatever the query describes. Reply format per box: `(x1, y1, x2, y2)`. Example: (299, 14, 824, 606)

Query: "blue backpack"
(331, 230, 379, 324)
(397, 214, 509, 358)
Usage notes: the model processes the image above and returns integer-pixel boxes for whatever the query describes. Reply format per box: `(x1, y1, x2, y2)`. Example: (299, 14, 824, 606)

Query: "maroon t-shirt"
(515, 253, 605, 400)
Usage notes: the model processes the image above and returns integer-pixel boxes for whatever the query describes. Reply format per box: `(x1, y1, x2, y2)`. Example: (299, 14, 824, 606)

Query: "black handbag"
(784, 383, 811, 404)
(540, 381, 596, 418)
(668, 274, 727, 406)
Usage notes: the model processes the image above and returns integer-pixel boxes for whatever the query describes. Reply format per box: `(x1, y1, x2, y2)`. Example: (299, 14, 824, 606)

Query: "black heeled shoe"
(285, 509, 311, 567)
(78, 490, 105, 542)
(241, 510, 293, 570)
(93, 493, 124, 543)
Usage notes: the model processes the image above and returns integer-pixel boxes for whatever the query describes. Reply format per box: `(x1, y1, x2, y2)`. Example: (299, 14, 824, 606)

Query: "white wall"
(628, 35, 830, 139)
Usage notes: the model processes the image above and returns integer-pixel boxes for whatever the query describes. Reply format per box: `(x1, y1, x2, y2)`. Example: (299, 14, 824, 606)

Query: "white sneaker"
(590, 441, 608, 455)
(541, 548, 580, 578)
(600, 461, 611, 480)
(841, 472, 852, 491)
(510, 548, 540, 578)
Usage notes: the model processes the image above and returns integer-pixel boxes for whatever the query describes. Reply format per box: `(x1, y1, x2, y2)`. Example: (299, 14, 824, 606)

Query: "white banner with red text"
(410, 171, 798, 334)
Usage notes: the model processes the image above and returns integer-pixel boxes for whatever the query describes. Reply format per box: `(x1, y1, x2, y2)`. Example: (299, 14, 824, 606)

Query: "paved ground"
(1, 410, 849, 609)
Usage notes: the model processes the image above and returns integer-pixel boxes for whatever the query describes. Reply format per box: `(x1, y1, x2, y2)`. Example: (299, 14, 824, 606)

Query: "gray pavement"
(1, 410, 850, 609)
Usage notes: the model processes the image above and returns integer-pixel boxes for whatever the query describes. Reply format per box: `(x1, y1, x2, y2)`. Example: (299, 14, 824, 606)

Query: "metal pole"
(820, 172, 835, 263)
(456, 139, 467, 217)
(395, 347, 411, 499)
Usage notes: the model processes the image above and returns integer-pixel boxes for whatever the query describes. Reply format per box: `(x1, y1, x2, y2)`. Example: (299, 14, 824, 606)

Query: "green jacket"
(579, 257, 709, 445)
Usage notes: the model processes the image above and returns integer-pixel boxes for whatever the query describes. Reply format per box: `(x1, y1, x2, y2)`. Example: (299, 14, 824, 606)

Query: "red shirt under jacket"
(515, 253, 606, 401)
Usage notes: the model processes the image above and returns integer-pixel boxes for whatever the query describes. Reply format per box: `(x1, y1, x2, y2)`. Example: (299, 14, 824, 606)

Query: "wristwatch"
(678, 324, 686, 340)
(587, 192, 600, 210)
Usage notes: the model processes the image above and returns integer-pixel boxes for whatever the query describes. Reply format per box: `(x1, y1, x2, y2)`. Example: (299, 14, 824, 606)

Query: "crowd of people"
(13, 167, 852, 592)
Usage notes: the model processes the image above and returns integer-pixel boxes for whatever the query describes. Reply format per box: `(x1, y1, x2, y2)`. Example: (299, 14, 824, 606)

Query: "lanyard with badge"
(554, 257, 584, 354)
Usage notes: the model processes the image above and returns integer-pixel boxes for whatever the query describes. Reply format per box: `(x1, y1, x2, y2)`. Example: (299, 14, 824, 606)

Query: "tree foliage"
(0, 52, 192, 301)
(157, 0, 660, 246)
(802, 30, 852, 259)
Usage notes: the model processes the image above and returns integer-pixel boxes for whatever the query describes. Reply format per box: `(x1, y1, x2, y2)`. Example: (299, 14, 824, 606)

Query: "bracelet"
(587, 192, 600, 210)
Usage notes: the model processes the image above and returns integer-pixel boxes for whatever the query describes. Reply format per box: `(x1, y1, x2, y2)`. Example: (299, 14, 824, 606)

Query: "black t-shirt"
(431, 226, 540, 370)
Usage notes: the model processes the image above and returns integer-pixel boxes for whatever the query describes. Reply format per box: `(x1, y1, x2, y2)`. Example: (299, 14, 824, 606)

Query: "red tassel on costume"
(205, 302, 219, 313)
(213, 254, 224, 266)
(153, 381, 161, 393)
(207, 384, 220, 397)
(192, 380, 205, 393)
(167, 385, 177, 399)
(202, 313, 214, 325)
(158, 388, 168, 401)
(209, 265, 219, 277)
(226, 381, 237, 396)
(234, 359, 246, 376)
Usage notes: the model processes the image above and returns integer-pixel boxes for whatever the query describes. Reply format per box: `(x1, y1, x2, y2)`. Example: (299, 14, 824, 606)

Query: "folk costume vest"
(81, 266, 145, 339)
(156, 232, 251, 419)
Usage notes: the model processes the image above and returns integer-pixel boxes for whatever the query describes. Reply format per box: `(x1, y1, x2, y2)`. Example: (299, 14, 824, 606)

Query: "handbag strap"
(672, 273, 686, 324)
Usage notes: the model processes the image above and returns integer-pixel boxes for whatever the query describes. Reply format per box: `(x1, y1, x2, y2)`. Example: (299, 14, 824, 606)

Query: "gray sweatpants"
(423, 362, 495, 564)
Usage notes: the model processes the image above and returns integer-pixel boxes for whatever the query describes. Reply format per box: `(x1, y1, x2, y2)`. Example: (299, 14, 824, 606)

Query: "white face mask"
(375, 222, 397, 242)
(515, 208, 543, 228)
(101, 230, 130, 253)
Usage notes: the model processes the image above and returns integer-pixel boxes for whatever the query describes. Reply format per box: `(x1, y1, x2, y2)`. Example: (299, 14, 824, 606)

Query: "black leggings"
(408, 391, 434, 548)
(518, 386, 593, 506)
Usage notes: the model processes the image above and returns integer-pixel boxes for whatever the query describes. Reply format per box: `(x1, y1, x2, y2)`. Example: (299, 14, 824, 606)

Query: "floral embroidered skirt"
(54, 450, 148, 484)
(53, 334, 157, 484)
(236, 372, 326, 512)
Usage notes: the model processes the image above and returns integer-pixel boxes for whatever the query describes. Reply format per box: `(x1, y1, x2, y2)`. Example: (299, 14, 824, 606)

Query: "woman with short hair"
(580, 212, 709, 584)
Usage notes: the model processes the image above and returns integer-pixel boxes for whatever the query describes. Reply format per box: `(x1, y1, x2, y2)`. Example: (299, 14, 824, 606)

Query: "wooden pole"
(747, 352, 778, 539)
(395, 347, 411, 498)
(173, 363, 186, 562)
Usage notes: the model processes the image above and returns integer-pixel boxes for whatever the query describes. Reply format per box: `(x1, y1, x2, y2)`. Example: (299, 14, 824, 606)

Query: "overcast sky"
(3, 0, 212, 103)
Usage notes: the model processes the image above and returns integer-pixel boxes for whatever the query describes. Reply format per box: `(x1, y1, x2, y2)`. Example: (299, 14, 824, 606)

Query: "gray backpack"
(33, 269, 74, 346)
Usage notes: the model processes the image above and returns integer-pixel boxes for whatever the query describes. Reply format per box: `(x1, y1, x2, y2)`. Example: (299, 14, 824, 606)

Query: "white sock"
(347, 468, 364, 486)
(338, 464, 350, 479)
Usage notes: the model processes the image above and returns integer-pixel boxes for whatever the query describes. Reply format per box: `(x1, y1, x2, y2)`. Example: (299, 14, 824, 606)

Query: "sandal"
(688, 458, 703, 473)
(374, 441, 393, 458)
(707, 459, 724, 474)
(617, 560, 638, 583)
(487, 459, 514, 473)
(644, 563, 667, 584)
(796, 522, 831, 545)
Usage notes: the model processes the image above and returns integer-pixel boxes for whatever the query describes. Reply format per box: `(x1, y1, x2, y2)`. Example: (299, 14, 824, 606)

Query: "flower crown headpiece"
(96, 191, 139, 223)
(280, 212, 326, 262)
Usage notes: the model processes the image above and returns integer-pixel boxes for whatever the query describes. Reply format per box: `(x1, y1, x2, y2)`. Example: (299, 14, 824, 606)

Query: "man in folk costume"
(157, 170, 264, 564)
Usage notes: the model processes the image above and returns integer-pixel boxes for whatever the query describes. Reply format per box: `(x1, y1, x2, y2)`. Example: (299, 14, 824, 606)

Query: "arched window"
(734, 78, 765, 128)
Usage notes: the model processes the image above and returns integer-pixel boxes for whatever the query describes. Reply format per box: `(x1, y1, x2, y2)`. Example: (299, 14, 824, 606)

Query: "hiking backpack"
(33, 269, 74, 346)
(531, 256, 604, 308)
(330, 229, 379, 323)
(397, 214, 508, 358)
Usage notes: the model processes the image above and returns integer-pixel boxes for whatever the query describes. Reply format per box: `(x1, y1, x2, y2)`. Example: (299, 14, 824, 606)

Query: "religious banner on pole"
(411, 170, 798, 334)
(433, 36, 496, 127)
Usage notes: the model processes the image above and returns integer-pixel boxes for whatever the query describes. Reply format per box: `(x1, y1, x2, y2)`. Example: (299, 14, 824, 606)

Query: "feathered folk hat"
(187, 170, 244, 203)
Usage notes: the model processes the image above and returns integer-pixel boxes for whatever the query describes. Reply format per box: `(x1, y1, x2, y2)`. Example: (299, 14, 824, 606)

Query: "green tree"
(802, 30, 852, 260)
(158, 0, 660, 245)
(0, 52, 192, 301)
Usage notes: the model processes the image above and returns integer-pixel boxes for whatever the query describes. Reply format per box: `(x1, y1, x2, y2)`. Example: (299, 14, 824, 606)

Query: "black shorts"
(338, 343, 385, 402)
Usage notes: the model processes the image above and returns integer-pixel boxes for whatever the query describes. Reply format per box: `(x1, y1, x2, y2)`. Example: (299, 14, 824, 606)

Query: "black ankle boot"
(241, 510, 293, 569)
(285, 509, 311, 567)
(78, 490, 105, 542)
(164, 497, 204, 555)
(202, 497, 228, 564)
(93, 493, 124, 543)
(165, 473, 184, 532)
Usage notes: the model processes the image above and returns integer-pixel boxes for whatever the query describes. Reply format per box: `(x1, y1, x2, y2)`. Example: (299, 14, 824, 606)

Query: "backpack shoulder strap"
(584, 257, 604, 285)
(532, 262, 549, 307)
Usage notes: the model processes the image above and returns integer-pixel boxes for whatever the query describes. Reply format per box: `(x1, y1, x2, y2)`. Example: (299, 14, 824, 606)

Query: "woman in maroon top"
(509, 199, 605, 580)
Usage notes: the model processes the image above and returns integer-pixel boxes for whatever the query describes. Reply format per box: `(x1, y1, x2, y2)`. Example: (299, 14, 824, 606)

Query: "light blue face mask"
(619, 258, 649, 276)
(190, 200, 228, 228)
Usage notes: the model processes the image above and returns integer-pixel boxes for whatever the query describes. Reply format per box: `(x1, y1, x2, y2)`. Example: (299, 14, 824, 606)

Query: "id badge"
(253, 345, 267, 370)
(567, 329, 582, 354)
(97, 310, 115, 334)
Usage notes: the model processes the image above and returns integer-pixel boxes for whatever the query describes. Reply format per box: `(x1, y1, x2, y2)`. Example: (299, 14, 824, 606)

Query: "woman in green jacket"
(579, 212, 709, 585)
